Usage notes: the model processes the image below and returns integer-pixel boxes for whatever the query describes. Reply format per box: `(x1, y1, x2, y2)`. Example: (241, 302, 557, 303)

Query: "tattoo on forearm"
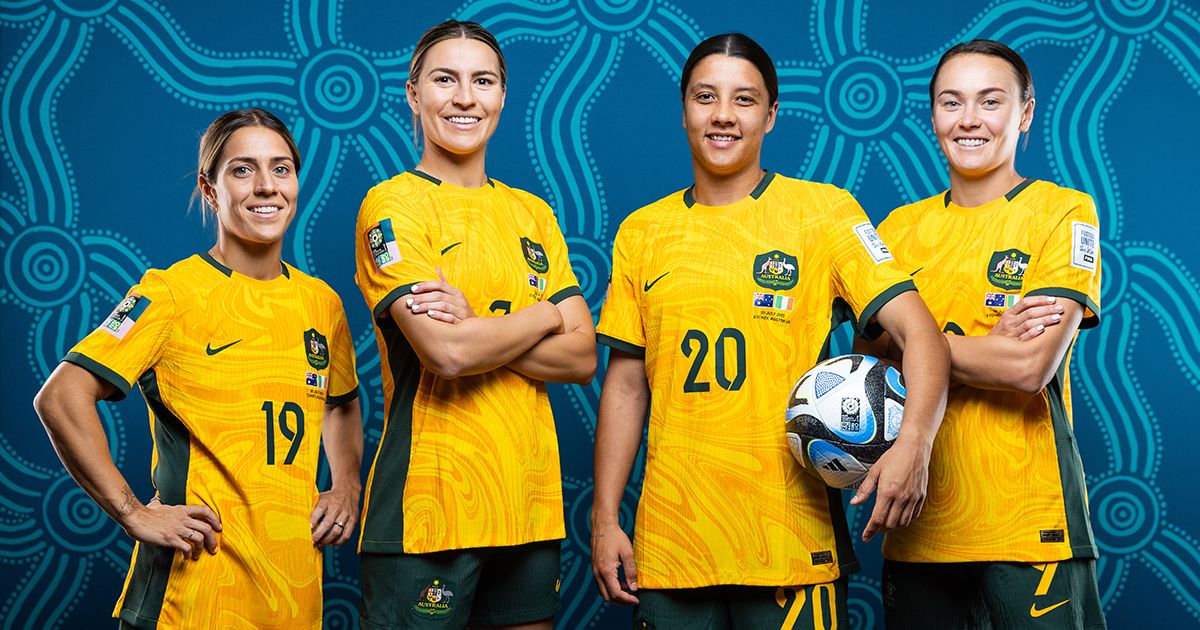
(116, 485, 138, 517)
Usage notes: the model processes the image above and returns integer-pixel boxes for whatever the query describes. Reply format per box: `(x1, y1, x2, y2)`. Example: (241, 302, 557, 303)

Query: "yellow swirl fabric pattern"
(64, 254, 359, 629)
(354, 171, 581, 554)
(879, 180, 1102, 563)
(597, 172, 914, 588)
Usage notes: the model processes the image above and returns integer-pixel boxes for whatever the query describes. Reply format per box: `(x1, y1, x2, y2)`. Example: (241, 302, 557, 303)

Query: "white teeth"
(956, 138, 987, 147)
(448, 116, 480, 124)
(710, 135, 737, 142)
(249, 206, 280, 215)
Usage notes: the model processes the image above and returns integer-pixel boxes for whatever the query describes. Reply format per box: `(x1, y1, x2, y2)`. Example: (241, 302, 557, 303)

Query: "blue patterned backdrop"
(1, 0, 1198, 627)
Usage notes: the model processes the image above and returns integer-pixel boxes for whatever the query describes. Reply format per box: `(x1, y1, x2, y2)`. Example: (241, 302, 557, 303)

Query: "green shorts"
(882, 558, 1106, 629)
(360, 540, 561, 628)
(633, 577, 849, 630)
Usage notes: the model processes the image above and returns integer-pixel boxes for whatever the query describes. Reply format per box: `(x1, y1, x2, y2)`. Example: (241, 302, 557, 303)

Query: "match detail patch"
(984, 292, 1019, 309)
(1071, 221, 1099, 272)
(367, 218, 401, 270)
(853, 222, 893, 264)
(101, 294, 151, 340)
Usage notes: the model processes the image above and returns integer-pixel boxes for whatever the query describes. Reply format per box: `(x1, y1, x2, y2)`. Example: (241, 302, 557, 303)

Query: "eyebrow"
(690, 82, 762, 95)
(226, 156, 294, 164)
(937, 86, 1010, 98)
(427, 67, 501, 79)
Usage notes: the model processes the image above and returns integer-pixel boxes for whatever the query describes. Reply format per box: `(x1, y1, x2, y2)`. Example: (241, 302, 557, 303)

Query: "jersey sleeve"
(826, 191, 916, 335)
(596, 217, 646, 356)
(539, 204, 583, 305)
(325, 299, 360, 405)
(62, 272, 175, 401)
(354, 184, 438, 321)
(1022, 196, 1102, 329)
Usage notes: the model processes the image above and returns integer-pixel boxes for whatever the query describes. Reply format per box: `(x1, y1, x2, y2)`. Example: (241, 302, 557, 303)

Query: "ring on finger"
(333, 521, 345, 528)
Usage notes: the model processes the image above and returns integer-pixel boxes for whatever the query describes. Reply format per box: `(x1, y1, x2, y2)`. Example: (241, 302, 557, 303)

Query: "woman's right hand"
(407, 268, 476, 323)
(591, 521, 639, 605)
(121, 496, 222, 560)
(988, 295, 1065, 341)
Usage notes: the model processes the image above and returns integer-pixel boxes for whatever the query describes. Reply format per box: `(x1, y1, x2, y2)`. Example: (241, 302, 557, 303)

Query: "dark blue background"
(2, 0, 1197, 627)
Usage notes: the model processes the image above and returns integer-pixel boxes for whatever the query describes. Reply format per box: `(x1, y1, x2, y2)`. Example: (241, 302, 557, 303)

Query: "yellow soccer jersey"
(878, 179, 1102, 563)
(354, 170, 580, 554)
(64, 253, 358, 629)
(597, 172, 915, 588)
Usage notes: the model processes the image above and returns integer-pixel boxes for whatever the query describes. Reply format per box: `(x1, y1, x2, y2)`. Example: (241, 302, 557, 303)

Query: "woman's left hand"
(310, 486, 360, 547)
(407, 268, 476, 323)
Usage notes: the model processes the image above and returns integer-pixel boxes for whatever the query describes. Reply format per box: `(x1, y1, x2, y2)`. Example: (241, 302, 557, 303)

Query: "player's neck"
(417, 144, 489, 188)
(208, 239, 284, 281)
(691, 161, 765, 207)
(948, 166, 1025, 208)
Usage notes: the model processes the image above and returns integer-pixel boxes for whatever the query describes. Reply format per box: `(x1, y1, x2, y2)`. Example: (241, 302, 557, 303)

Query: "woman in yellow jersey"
(33, 108, 363, 628)
(352, 20, 595, 629)
(590, 33, 950, 629)
(860, 41, 1106, 629)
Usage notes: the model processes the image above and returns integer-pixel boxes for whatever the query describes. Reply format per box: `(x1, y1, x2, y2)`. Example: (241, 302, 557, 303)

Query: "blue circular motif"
(1091, 475, 1160, 555)
(848, 578, 882, 629)
(301, 49, 379, 130)
(42, 475, 119, 554)
(5, 226, 86, 309)
(51, 0, 118, 19)
(321, 581, 360, 629)
(1100, 243, 1126, 308)
(566, 236, 610, 316)
(1095, 0, 1170, 36)
(577, 0, 654, 32)
(824, 57, 903, 137)
(567, 481, 638, 556)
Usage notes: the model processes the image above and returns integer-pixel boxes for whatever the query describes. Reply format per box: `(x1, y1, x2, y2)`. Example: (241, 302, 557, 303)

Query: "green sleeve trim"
(856, 280, 917, 337)
(597, 333, 645, 357)
(325, 387, 360, 406)
(62, 352, 132, 402)
(547, 286, 582, 304)
(371, 283, 419, 320)
(1025, 287, 1101, 330)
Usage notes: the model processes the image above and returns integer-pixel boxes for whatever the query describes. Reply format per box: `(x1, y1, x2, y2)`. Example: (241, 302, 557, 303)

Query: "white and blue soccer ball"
(785, 354, 906, 489)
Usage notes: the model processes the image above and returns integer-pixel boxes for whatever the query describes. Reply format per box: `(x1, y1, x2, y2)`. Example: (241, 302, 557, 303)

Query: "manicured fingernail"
(412, 284, 420, 292)
(406, 298, 413, 308)
(1036, 324, 1045, 331)
(1046, 296, 1056, 303)
(1051, 314, 1060, 321)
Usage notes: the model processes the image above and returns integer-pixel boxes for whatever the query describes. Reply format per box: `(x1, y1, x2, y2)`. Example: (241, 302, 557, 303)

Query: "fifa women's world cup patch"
(101, 294, 151, 340)
(1071, 221, 1099, 272)
(853, 222, 894, 264)
(367, 218, 401, 270)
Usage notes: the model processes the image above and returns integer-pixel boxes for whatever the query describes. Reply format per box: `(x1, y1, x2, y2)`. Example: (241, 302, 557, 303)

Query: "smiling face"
(199, 126, 298, 250)
(408, 37, 506, 160)
(932, 53, 1034, 180)
(682, 54, 777, 179)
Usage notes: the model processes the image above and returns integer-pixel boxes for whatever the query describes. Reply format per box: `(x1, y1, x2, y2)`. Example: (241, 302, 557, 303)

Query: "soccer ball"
(785, 354, 906, 489)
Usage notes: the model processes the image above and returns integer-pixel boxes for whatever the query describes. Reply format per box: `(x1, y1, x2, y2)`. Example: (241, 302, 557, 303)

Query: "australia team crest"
(521, 237, 549, 274)
(753, 250, 799, 290)
(986, 249, 1031, 289)
(304, 329, 329, 370)
(412, 578, 456, 617)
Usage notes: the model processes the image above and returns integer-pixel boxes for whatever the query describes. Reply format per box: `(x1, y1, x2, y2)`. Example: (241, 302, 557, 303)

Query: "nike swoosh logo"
(205, 340, 242, 356)
(643, 272, 669, 292)
(1029, 599, 1069, 617)
(440, 242, 462, 255)
(909, 267, 924, 276)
